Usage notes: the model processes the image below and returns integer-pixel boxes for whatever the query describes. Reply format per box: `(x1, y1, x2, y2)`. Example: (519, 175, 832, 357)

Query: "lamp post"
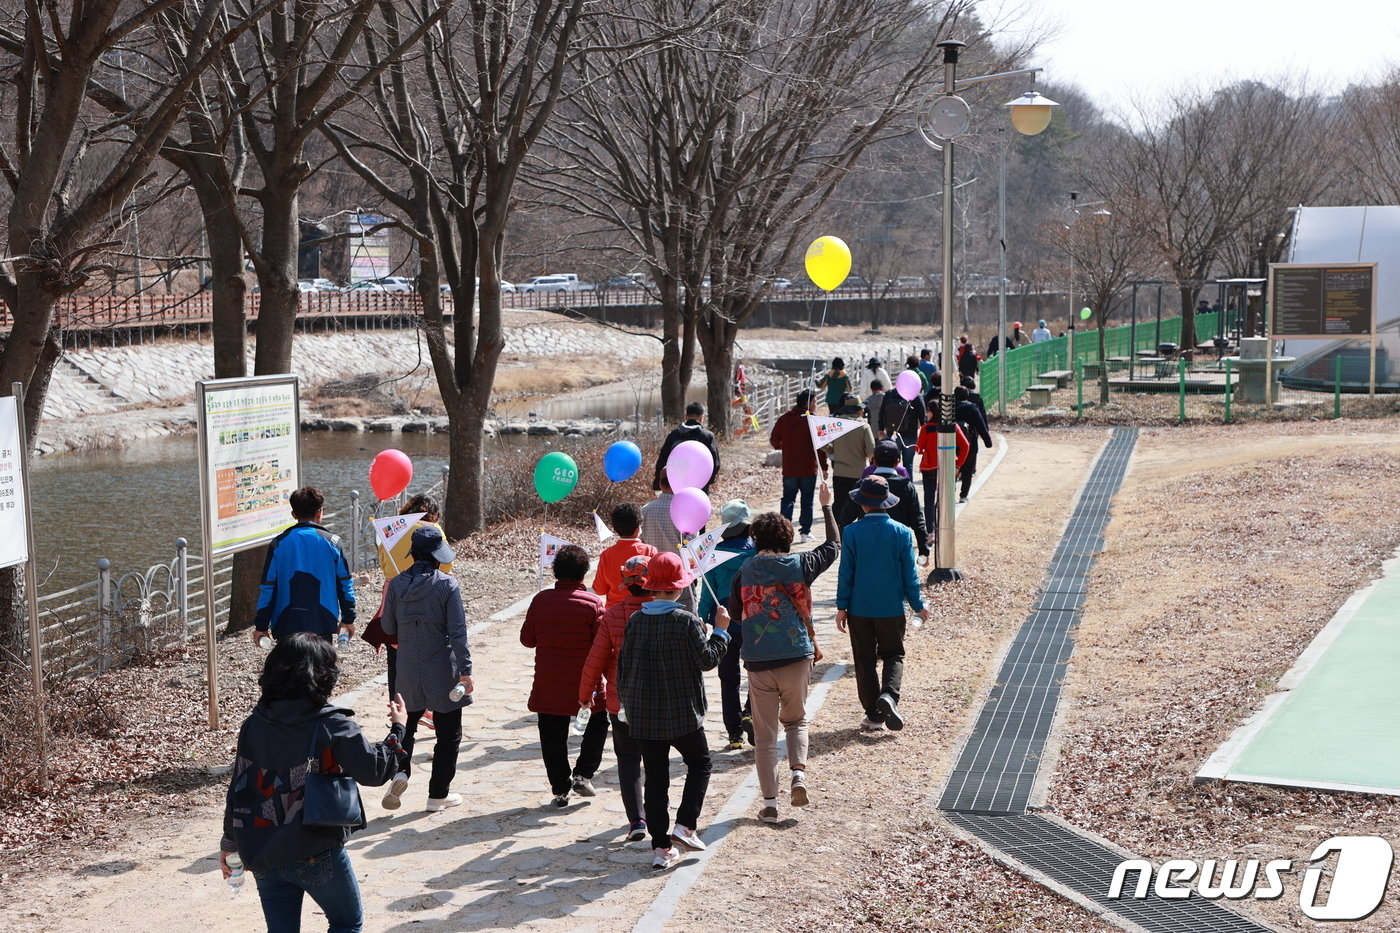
(917, 41, 1056, 583)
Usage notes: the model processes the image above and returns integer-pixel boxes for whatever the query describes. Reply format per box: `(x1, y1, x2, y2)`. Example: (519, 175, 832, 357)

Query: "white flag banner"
(371, 513, 427, 553)
(540, 532, 573, 568)
(680, 523, 732, 576)
(593, 511, 613, 543)
(806, 415, 866, 450)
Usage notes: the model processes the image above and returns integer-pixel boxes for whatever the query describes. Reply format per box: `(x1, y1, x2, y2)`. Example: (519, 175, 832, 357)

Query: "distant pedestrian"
(918, 348, 938, 379)
(954, 386, 993, 503)
(1010, 321, 1029, 347)
(826, 393, 875, 528)
(815, 357, 852, 413)
(769, 390, 828, 544)
(220, 633, 408, 933)
(914, 420, 969, 534)
(252, 486, 356, 647)
(729, 484, 838, 823)
(959, 375, 987, 425)
(836, 476, 931, 732)
(879, 381, 927, 475)
(522, 544, 608, 807)
(956, 336, 980, 380)
(858, 357, 893, 399)
(863, 380, 886, 437)
(378, 526, 473, 812)
(592, 503, 658, 606)
(905, 355, 931, 395)
(616, 552, 732, 870)
(654, 402, 720, 492)
(696, 500, 758, 750)
(579, 555, 653, 842)
(1031, 320, 1052, 343)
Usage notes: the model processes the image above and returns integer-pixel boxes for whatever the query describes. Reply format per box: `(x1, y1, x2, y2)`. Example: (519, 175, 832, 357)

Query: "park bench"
(1038, 370, 1073, 388)
(1026, 384, 1054, 408)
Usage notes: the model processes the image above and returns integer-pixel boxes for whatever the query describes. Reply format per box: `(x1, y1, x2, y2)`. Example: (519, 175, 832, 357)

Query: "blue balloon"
(603, 440, 643, 482)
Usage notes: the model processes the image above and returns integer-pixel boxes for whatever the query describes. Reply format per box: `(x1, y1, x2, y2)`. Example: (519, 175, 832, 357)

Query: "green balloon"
(533, 451, 579, 503)
(1080, 307, 1093, 320)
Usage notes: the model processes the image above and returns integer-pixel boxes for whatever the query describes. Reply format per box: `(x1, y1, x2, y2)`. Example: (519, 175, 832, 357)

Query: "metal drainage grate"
(944, 813, 1279, 933)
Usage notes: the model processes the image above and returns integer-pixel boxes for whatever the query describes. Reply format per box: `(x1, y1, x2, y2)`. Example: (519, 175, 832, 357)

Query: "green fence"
(981, 313, 1218, 410)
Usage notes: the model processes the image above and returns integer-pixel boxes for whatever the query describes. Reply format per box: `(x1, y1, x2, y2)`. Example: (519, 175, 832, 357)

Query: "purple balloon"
(666, 439, 715, 490)
(669, 487, 712, 535)
(895, 369, 922, 401)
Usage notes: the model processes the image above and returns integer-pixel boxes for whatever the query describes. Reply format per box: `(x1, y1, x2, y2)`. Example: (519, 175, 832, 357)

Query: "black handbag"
(302, 720, 366, 828)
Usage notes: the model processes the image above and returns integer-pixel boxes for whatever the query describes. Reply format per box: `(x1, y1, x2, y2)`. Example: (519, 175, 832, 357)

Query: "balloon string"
(809, 296, 831, 389)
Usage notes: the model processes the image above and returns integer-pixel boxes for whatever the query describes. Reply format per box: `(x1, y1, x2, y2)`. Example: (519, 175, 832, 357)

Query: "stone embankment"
(36, 309, 923, 454)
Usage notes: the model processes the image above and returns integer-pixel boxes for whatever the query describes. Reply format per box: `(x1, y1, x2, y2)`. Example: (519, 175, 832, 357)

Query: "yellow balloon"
(804, 236, 852, 291)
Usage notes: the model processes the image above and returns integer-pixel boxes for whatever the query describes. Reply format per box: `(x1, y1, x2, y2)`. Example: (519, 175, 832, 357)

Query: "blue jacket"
(696, 536, 756, 625)
(254, 522, 356, 637)
(835, 512, 924, 617)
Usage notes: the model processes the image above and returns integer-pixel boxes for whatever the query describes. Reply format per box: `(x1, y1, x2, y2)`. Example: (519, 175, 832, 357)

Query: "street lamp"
(1063, 192, 1111, 380)
(917, 40, 1056, 583)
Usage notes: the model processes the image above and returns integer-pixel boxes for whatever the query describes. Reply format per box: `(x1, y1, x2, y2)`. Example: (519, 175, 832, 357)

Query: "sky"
(977, 0, 1400, 119)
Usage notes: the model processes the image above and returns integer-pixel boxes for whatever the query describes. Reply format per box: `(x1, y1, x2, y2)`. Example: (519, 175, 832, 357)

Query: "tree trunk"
(696, 313, 736, 438)
(1097, 315, 1110, 405)
(191, 180, 248, 379)
(252, 180, 301, 375)
(1178, 287, 1198, 353)
(659, 285, 685, 424)
(444, 397, 487, 539)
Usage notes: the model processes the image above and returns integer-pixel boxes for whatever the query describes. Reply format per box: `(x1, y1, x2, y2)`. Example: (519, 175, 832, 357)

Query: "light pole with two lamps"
(916, 40, 1056, 583)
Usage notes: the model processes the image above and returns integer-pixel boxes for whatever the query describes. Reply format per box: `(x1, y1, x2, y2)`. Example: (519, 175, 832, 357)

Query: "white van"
(521, 274, 592, 293)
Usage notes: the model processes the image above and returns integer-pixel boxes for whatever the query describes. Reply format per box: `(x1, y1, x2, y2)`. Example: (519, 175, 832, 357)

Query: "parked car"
(890, 276, 929, 289)
(377, 276, 414, 293)
(601, 274, 649, 290)
(342, 280, 388, 292)
(768, 277, 793, 289)
(521, 274, 593, 293)
(834, 275, 871, 291)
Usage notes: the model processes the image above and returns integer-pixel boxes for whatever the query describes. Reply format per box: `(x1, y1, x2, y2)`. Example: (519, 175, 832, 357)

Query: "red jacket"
(914, 422, 970, 472)
(520, 581, 604, 716)
(769, 407, 829, 478)
(591, 538, 658, 606)
(578, 592, 648, 715)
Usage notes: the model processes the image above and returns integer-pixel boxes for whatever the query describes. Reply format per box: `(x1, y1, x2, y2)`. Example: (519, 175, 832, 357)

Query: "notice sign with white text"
(0, 396, 29, 569)
(1269, 263, 1376, 338)
(198, 376, 301, 556)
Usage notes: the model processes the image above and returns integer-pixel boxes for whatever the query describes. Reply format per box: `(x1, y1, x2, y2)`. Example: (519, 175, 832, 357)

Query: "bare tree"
(1339, 70, 1400, 205)
(326, 0, 585, 536)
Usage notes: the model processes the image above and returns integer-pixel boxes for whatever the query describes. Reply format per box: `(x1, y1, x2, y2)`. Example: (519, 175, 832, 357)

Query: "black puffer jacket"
(219, 698, 405, 871)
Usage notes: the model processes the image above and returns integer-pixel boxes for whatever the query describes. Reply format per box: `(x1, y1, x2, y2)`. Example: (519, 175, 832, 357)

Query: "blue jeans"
(254, 847, 362, 933)
(780, 475, 817, 534)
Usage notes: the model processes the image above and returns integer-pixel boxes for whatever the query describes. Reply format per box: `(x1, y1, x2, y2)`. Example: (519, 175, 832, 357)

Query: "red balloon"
(369, 449, 413, 500)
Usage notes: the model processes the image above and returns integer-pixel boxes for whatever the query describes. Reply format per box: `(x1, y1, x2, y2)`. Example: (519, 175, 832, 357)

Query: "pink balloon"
(895, 370, 922, 401)
(369, 449, 413, 500)
(669, 487, 712, 535)
(666, 439, 715, 490)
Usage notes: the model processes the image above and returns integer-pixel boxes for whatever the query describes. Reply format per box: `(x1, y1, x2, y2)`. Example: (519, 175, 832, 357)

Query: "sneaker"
(958, 495, 968, 504)
(877, 694, 904, 731)
(571, 776, 596, 797)
(671, 824, 707, 852)
(740, 714, 755, 746)
(725, 733, 745, 750)
(425, 793, 462, 811)
(627, 820, 647, 842)
(551, 792, 570, 808)
(420, 710, 436, 731)
(859, 717, 886, 732)
(790, 773, 810, 808)
(651, 847, 682, 870)
(796, 533, 812, 544)
(381, 772, 409, 810)
(758, 806, 779, 824)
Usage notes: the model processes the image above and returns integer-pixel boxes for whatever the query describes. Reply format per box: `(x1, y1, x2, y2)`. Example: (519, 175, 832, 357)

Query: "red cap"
(643, 552, 693, 591)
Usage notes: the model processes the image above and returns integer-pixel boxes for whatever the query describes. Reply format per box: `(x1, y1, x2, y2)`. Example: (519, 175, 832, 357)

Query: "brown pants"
(748, 658, 812, 799)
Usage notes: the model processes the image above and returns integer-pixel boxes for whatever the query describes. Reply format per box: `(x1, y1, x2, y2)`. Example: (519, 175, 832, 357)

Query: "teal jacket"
(835, 512, 924, 617)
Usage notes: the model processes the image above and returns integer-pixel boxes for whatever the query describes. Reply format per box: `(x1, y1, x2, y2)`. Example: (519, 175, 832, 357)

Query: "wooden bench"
(1026, 384, 1055, 408)
(1038, 370, 1073, 388)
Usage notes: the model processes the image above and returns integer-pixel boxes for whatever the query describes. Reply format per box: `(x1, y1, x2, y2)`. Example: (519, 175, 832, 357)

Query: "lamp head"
(1005, 90, 1058, 136)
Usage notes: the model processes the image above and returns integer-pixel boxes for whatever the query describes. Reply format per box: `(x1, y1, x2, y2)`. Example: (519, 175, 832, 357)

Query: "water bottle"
(226, 852, 245, 894)
(617, 706, 628, 724)
(337, 632, 350, 649)
(448, 682, 467, 702)
(258, 636, 272, 650)
(572, 706, 591, 734)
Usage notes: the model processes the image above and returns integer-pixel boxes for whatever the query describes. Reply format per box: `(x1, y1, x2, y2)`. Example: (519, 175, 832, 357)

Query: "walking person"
(696, 500, 758, 749)
(378, 527, 473, 812)
(1031, 320, 1052, 343)
(879, 377, 927, 476)
(954, 385, 993, 503)
(616, 552, 732, 870)
(858, 357, 892, 399)
(862, 379, 886, 436)
(917, 348, 938, 380)
(579, 555, 653, 841)
(522, 544, 609, 807)
(654, 402, 720, 493)
(814, 357, 852, 414)
(729, 484, 839, 823)
(867, 441, 930, 570)
(770, 390, 828, 544)
(591, 502, 658, 606)
(220, 633, 408, 933)
(252, 486, 356, 646)
(956, 336, 980, 381)
(826, 393, 875, 528)
(914, 420, 968, 532)
(836, 476, 931, 732)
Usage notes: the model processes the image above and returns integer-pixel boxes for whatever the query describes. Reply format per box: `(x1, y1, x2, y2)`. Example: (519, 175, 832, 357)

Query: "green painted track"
(1204, 558, 1400, 794)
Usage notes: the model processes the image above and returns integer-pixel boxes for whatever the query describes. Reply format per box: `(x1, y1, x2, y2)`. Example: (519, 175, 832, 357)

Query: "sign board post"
(1266, 263, 1378, 397)
(2, 384, 45, 787)
(196, 375, 301, 728)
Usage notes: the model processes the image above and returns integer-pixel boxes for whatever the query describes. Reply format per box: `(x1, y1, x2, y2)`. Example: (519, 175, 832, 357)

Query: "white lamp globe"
(1005, 91, 1059, 136)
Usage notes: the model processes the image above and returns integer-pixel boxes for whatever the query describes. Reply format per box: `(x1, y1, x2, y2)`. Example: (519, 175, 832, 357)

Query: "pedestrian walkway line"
(630, 662, 848, 933)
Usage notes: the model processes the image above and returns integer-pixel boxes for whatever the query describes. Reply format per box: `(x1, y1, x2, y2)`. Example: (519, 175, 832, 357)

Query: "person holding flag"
(770, 390, 828, 544)
(727, 482, 839, 823)
(819, 393, 875, 527)
(591, 503, 657, 606)
(695, 500, 757, 750)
